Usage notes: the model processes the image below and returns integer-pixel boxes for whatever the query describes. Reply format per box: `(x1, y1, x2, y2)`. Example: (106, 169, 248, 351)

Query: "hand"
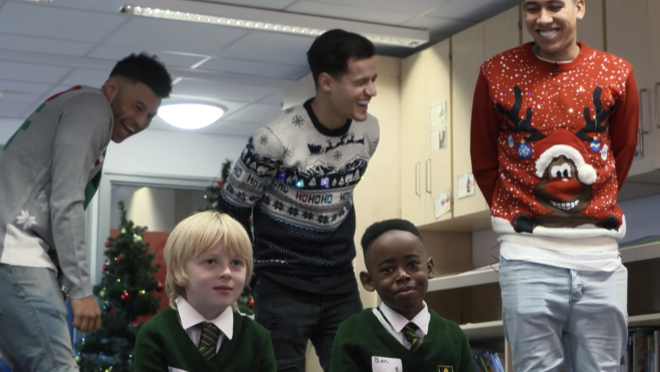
(71, 296, 101, 333)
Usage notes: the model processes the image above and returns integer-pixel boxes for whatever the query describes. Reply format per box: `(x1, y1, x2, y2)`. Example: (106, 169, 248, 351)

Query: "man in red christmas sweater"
(470, 0, 639, 371)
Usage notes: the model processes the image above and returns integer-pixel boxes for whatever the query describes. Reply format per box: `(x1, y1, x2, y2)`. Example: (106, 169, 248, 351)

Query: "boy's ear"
(172, 270, 186, 287)
(427, 257, 435, 279)
(359, 271, 376, 292)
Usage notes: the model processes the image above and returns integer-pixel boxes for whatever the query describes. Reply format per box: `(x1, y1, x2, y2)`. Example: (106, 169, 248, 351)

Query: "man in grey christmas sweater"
(218, 29, 379, 371)
(0, 54, 172, 372)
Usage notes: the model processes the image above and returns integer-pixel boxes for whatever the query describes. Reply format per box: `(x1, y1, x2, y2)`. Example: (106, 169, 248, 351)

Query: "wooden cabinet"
(451, 6, 520, 220)
(401, 40, 453, 226)
(606, 0, 658, 176)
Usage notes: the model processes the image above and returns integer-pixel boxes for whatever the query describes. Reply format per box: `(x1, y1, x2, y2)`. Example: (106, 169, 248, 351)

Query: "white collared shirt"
(372, 301, 430, 350)
(175, 296, 233, 353)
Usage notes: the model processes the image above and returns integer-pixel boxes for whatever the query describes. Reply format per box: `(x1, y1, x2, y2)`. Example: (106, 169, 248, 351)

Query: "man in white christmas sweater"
(0, 54, 171, 372)
(218, 29, 379, 372)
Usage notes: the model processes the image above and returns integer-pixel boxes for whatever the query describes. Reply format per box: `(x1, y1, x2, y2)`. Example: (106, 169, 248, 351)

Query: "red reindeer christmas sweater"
(471, 42, 639, 245)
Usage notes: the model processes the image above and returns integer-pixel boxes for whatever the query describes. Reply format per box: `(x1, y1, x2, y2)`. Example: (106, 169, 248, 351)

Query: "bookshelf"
(427, 241, 660, 293)
(422, 241, 660, 372)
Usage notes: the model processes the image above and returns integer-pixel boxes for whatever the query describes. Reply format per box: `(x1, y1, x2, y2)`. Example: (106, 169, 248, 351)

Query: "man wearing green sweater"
(330, 219, 477, 372)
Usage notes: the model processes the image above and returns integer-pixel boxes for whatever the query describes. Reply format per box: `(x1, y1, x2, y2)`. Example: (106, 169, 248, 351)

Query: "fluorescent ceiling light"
(158, 103, 224, 130)
(120, 0, 428, 48)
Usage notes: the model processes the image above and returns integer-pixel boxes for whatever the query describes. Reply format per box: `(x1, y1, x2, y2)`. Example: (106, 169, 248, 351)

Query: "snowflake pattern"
(333, 150, 343, 161)
(262, 195, 272, 206)
(273, 200, 285, 211)
(16, 210, 37, 229)
(236, 191, 247, 202)
(292, 115, 305, 127)
(284, 147, 291, 157)
(287, 207, 299, 217)
(260, 135, 269, 146)
(302, 211, 314, 221)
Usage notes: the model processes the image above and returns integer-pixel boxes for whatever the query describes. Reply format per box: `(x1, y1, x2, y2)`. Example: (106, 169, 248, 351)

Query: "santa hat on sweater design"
(533, 128, 598, 185)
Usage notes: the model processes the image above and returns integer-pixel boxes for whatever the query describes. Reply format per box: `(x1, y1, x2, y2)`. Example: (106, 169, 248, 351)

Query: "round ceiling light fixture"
(158, 103, 224, 129)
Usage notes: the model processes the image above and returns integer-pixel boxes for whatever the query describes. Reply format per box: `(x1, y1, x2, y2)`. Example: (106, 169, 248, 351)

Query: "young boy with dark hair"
(218, 29, 380, 371)
(329, 219, 477, 372)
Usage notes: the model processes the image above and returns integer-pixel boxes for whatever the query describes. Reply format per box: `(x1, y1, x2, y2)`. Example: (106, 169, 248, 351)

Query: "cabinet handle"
(425, 159, 432, 194)
(640, 89, 651, 135)
(655, 82, 660, 129)
(415, 162, 421, 196)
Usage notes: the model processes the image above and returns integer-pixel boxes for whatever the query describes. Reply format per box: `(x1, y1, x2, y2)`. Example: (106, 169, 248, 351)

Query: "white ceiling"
(0, 0, 517, 137)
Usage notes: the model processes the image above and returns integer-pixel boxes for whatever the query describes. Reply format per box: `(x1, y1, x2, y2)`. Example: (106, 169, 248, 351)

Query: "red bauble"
(116, 255, 123, 262)
(156, 282, 164, 292)
(102, 264, 108, 271)
(217, 181, 224, 188)
(121, 292, 130, 301)
(248, 298, 254, 309)
(104, 241, 110, 248)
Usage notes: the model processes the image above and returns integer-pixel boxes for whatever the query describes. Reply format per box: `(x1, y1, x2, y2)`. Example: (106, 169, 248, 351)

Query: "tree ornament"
(102, 264, 108, 272)
(134, 235, 143, 242)
(156, 282, 164, 292)
(248, 298, 254, 308)
(116, 255, 123, 262)
(74, 354, 82, 364)
(121, 291, 130, 301)
(99, 288, 107, 299)
(105, 241, 110, 248)
(102, 302, 112, 313)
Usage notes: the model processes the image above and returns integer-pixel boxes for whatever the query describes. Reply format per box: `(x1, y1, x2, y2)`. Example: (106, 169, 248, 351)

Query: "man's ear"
(102, 77, 120, 101)
(427, 257, 435, 279)
(359, 271, 376, 292)
(317, 72, 335, 93)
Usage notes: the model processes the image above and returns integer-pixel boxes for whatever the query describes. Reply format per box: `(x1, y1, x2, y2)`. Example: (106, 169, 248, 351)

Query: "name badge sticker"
(372, 356, 403, 372)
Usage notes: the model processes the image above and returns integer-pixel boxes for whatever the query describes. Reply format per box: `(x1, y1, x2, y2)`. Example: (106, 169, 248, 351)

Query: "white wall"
(472, 194, 660, 268)
(125, 187, 176, 232)
(104, 129, 248, 179)
(0, 118, 21, 145)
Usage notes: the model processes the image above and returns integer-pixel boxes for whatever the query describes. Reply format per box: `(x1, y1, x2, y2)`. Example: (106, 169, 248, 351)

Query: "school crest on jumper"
(438, 366, 453, 372)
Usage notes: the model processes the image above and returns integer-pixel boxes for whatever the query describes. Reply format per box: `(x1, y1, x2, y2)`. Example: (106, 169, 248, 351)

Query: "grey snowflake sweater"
(219, 98, 379, 276)
(0, 86, 113, 299)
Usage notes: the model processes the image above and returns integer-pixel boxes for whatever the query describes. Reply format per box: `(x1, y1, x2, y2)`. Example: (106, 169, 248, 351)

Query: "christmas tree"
(202, 159, 255, 316)
(75, 201, 162, 372)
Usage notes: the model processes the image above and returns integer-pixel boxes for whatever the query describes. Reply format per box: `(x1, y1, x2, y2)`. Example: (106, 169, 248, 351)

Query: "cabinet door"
(648, 0, 660, 172)
(606, 0, 658, 176)
(451, 23, 486, 219)
(401, 52, 427, 226)
(425, 40, 453, 224)
(522, 0, 604, 51)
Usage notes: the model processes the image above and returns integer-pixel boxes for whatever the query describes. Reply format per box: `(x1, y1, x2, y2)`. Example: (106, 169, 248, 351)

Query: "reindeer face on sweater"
(534, 155, 592, 214)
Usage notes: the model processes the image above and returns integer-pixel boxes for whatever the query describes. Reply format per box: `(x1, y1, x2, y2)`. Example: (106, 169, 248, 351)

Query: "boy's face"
(522, 0, 585, 58)
(324, 56, 378, 122)
(360, 230, 434, 319)
(177, 241, 247, 319)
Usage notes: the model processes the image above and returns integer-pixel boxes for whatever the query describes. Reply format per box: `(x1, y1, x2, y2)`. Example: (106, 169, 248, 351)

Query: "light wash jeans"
(0, 263, 78, 372)
(499, 256, 628, 372)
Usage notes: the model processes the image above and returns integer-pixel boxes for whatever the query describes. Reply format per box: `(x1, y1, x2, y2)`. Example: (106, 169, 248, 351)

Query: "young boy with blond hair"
(134, 211, 276, 372)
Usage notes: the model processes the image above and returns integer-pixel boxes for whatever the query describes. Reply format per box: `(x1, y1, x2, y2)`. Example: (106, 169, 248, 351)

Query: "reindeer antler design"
(497, 86, 546, 142)
(576, 87, 616, 141)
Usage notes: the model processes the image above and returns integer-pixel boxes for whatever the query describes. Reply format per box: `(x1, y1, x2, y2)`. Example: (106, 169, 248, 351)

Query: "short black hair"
(307, 29, 376, 88)
(110, 53, 172, 99)
(361, 219, 422, 253)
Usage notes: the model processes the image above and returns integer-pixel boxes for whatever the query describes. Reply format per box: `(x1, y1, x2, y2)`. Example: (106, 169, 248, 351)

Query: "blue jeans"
(0, 263, 78, 372)
(499, 256, 628, 372)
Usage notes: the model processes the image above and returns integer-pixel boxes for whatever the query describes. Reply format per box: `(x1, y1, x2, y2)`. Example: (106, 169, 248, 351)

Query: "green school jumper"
(330, 308, 478, 372)
(134, 307, 276, 372)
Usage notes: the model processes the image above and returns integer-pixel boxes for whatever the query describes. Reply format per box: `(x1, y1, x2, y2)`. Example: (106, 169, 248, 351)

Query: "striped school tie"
(197, 322, 220, 360)
(377, 307, 422, 351)
(403, 322, 422, 351)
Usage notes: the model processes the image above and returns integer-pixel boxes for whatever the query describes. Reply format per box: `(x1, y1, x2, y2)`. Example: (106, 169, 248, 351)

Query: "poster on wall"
(429, 101, 447, 127)
(433, 189, 451, 218)
(430, 126, 447, 151)
(457, 173, 476, 199)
